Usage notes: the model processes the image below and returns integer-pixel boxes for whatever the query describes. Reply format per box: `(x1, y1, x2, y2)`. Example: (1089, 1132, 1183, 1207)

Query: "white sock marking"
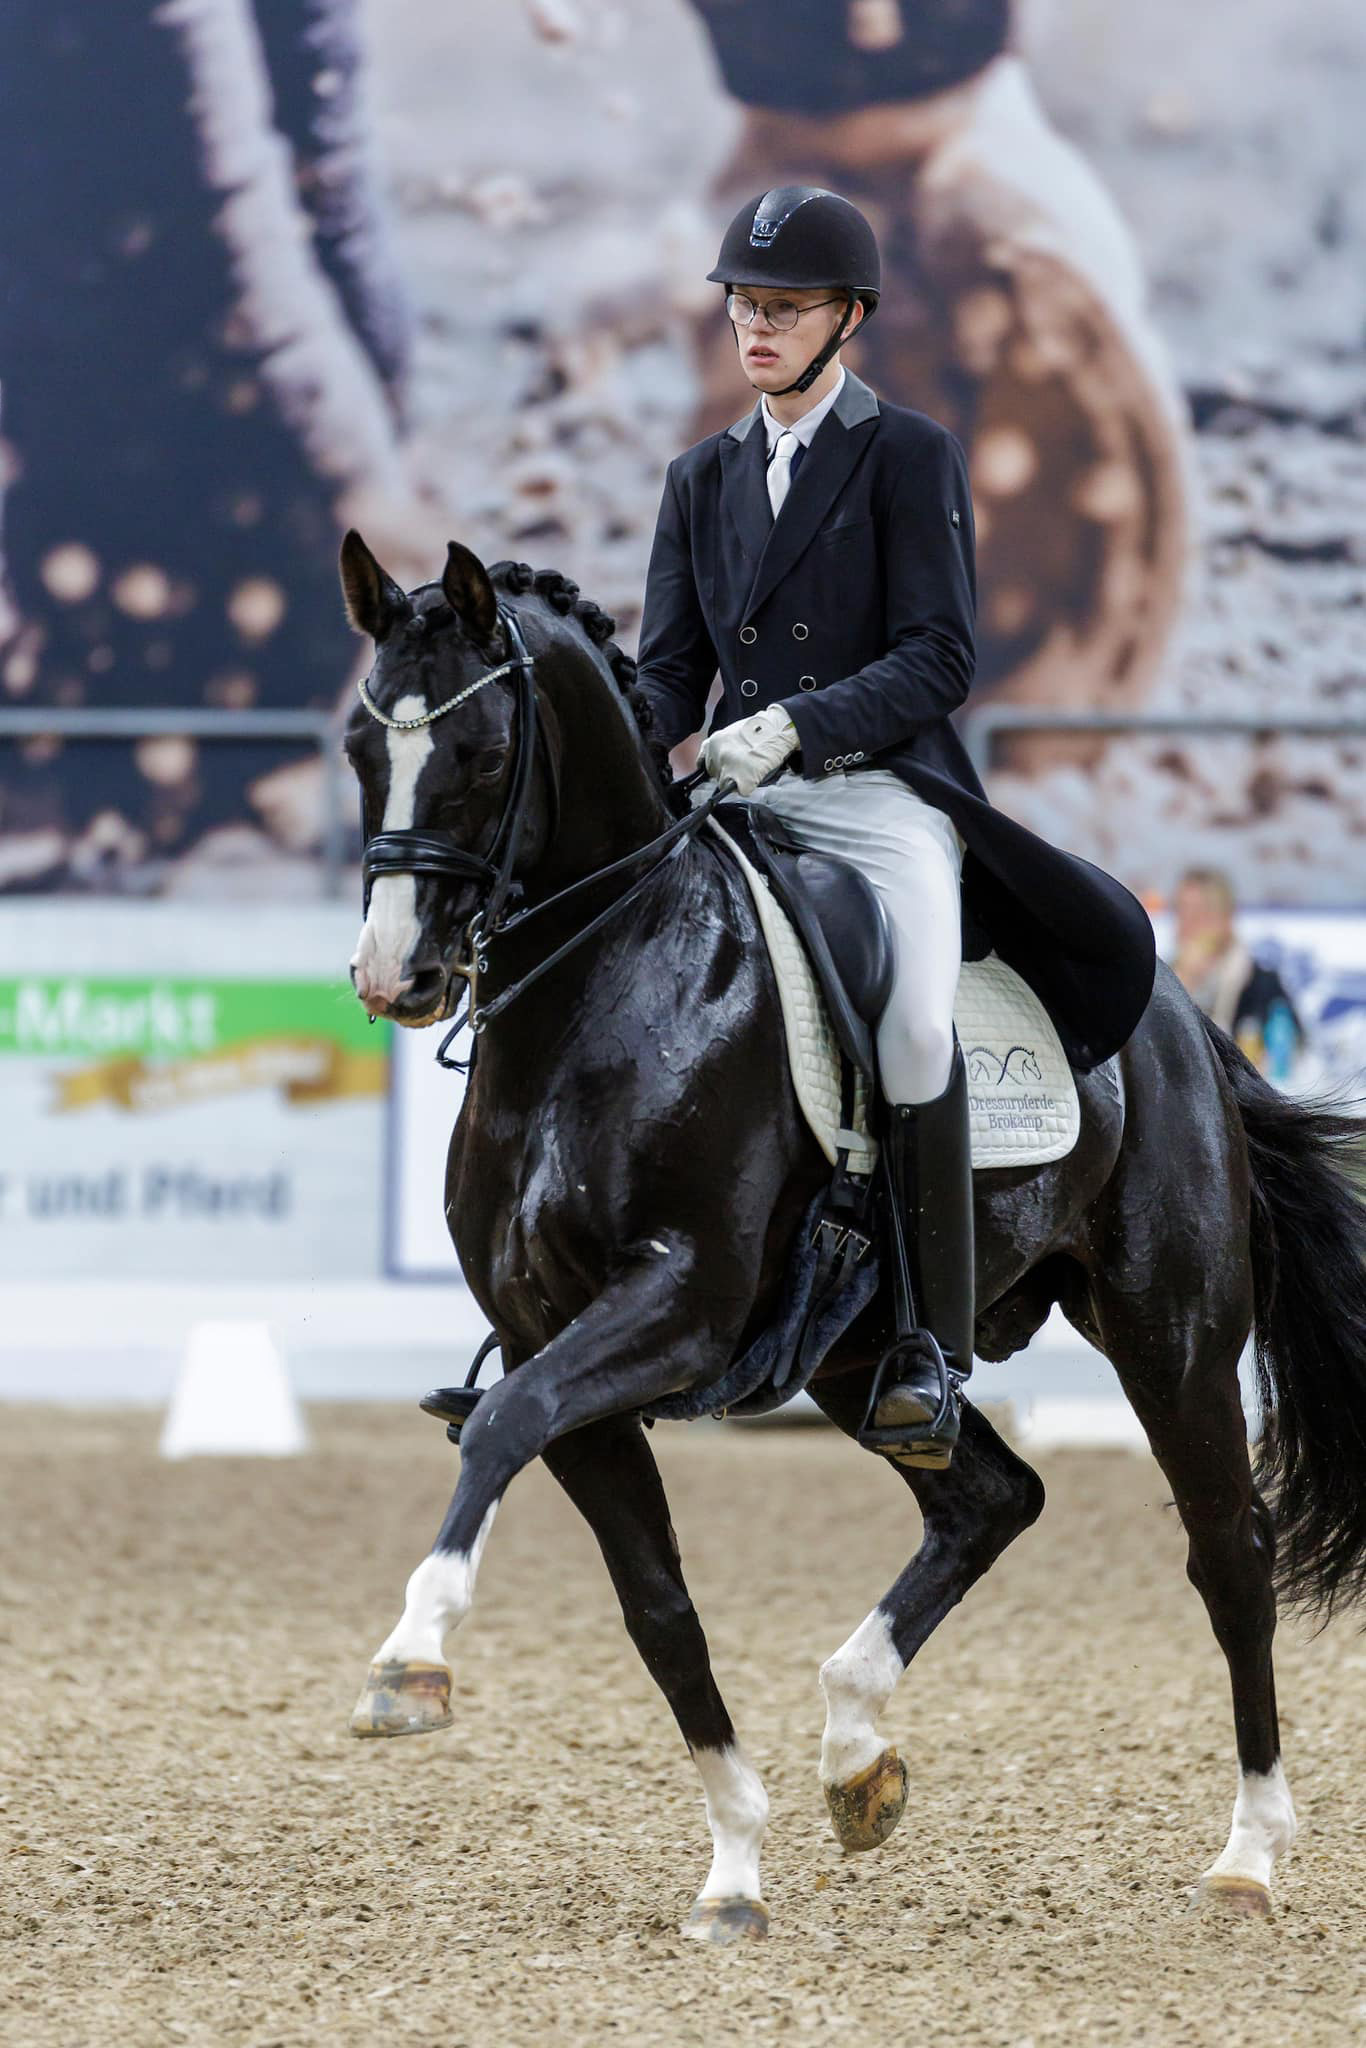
(1205, 1761, 1297, 1890)
(820, 1606, 905, 1787)
(351, 696, 433, 1003)
(372, 1504, 498, 1667)
(692, 1744, 768, 1903)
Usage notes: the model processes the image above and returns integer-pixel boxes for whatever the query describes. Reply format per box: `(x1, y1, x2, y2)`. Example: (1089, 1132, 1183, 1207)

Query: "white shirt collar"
(761, 366, 846, 451)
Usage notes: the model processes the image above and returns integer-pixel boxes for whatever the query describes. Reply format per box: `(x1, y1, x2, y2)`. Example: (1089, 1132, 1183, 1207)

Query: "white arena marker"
(159, 1320, 308, 1459)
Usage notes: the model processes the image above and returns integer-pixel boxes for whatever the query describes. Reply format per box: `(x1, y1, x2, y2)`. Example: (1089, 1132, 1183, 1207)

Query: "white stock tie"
(767, 428, 799, 519)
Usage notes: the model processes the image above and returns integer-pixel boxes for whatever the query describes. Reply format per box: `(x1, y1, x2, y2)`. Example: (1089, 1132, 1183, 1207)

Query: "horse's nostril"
(400, 966, 446, 1014)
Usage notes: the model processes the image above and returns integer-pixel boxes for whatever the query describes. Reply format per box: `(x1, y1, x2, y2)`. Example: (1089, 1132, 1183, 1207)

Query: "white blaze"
(351, 694, 433, 1003)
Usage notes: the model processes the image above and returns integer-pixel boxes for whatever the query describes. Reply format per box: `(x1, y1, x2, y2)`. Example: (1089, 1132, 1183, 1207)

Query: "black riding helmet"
(707, 185, 881, 396)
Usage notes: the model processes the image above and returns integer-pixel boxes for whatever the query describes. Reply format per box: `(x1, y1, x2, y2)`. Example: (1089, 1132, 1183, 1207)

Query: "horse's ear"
(442, 541, 499, 644)
(339, 529, 411, 641)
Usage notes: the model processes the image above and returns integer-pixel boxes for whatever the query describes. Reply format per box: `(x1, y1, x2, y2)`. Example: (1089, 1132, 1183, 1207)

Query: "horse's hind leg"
(808, 1374, 1045, 1852)
(542, 1413, 768, 1945)
(1094, 1304, 1296, 1916)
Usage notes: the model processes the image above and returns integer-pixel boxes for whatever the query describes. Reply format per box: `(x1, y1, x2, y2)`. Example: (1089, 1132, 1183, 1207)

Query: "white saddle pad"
(711, 821, 1081, 1173)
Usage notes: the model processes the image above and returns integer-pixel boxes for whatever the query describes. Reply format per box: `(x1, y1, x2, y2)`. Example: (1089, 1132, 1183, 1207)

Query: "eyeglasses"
(725, 292, 846, 333)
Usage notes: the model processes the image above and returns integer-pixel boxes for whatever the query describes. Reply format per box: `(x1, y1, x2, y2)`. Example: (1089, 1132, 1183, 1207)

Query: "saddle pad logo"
(954, 957, 1082, 1168)
(964, 1022, 1077, 1157)
(967, 1042, 1042, 1087)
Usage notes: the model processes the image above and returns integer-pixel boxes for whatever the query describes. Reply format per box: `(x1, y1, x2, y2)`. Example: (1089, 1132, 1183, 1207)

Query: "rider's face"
(730, 287, 863, 391)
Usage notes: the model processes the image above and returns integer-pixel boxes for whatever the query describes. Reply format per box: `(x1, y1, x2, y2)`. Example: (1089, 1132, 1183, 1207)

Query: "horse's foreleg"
(808, 1377, 1045, 1852)
(543, 1413, 769, 1944)
(351, 1241, 728, 1737)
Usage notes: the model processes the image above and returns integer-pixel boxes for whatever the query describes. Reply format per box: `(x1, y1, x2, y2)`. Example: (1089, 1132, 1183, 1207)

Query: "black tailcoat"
(635, 368, 1155, 1069)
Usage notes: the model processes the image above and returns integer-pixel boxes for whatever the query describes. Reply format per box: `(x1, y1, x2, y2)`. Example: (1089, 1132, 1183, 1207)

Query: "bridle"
(355, 598, 735, 1069)
(359, 603, 549, 942)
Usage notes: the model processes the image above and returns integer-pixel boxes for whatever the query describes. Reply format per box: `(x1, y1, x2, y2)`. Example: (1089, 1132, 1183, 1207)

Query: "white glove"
(700, 704, 799, 797)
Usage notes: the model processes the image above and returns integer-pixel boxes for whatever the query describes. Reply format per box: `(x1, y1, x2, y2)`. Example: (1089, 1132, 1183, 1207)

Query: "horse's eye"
(469, 748, 509, 784)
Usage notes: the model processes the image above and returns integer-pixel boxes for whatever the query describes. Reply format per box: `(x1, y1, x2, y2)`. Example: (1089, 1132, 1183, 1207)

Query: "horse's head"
(340, 529, 553, 1027)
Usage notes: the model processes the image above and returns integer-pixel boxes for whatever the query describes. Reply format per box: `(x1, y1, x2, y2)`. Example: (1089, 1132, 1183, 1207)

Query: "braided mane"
(488, 560, 671, 790)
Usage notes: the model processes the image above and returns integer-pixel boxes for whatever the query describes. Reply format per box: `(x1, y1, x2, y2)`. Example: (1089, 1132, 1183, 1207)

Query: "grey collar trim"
(725, 367, 879, 443)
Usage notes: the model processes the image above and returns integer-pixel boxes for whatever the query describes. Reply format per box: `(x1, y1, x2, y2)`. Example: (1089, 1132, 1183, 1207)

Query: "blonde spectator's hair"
(1177, 866, 1236, 914)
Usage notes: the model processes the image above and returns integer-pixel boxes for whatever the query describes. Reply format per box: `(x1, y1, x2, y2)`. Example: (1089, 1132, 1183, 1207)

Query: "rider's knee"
(877, 1013, 955, 1104)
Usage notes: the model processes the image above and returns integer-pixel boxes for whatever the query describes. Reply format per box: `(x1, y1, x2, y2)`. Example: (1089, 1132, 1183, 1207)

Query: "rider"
(635, 184, 1157, 1467)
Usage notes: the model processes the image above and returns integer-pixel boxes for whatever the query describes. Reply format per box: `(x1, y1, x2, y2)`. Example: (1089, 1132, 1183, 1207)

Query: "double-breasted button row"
(737, 623, 810, 642)
(741, 676, 821, 697)
(822, 750, 866, 771)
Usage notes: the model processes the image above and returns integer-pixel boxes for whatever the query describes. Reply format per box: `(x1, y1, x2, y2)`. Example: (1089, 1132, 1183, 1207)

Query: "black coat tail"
(1204, 1016, 1366, 1617)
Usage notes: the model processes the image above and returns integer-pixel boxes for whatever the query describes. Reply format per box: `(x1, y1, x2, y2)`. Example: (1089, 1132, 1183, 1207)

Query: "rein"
(454, 785, 730, 1040)
(356, 598, 734, 1070)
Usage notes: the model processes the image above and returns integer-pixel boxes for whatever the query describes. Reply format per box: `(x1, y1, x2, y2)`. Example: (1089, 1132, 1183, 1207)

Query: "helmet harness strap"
(784, 289, 860, 396)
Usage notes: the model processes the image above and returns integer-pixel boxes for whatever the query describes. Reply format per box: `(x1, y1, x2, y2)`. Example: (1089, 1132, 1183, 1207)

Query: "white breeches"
(748, 766, 965, 1104)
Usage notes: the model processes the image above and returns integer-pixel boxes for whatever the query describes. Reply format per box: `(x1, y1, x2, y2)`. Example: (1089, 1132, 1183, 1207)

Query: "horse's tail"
(1202, 1014, 1366, 1619)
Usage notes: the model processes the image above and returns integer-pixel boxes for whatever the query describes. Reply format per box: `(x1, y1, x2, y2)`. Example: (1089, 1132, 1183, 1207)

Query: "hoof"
(825, 1747, 909, 1853)
(682, 1895, 770, 1945)
(1195, 1874, 1274, 1919)
(349, 1660, 453, 1739)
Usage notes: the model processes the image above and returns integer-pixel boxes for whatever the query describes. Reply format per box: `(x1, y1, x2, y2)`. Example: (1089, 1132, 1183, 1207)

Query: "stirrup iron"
(419, 1332, 500, 1444)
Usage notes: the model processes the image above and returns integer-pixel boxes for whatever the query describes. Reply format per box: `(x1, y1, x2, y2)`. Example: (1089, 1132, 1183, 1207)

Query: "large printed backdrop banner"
(0, 1, 1360, 901)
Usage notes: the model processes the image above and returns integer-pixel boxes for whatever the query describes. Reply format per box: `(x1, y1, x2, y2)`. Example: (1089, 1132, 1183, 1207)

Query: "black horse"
(340, 530, 1366, 1943)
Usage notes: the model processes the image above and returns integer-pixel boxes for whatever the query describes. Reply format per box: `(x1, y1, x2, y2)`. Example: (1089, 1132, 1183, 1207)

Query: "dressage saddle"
(714, 800, 892, 1077)
(710, 798, 994, 1081)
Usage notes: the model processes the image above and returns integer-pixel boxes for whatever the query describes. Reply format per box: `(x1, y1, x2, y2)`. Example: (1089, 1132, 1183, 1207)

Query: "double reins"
(356, 599, 735, 1069)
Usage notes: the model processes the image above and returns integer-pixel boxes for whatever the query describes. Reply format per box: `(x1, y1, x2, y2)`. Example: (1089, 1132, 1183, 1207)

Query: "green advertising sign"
(0, 977, 387, 1059)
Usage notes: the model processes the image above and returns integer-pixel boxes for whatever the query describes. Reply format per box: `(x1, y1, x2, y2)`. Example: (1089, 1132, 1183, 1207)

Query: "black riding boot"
(861, 1038, 975, 1469)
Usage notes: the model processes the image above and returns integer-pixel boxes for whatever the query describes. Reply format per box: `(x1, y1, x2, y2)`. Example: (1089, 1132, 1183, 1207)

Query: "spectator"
(1170, 867, 1303, 1077)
